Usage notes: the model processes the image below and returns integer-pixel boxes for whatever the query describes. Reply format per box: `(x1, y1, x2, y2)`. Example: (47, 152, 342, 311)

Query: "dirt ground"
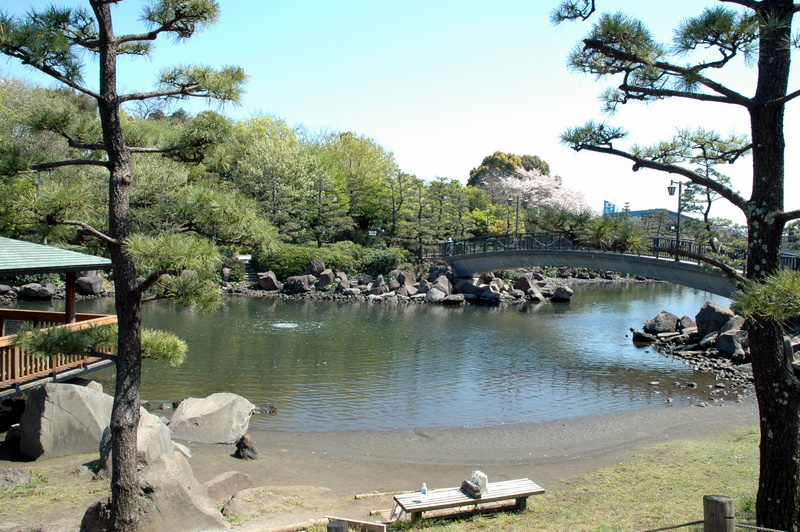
(0, 398, 758, 532)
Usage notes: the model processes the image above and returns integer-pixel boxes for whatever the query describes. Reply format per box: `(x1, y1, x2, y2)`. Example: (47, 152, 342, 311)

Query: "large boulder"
(204, 471, 255, 505)
(425, 286, 447, 303)
(76, 275, 105, 296)
(396, 270, 416, 287)
(695, 301, 735, 337)
(317, 269, 336, 289)
(169, 393, 255, 444)
(82, 452, 230, 532)
(454, 278, 483, 297)
(222, 487, 280, 518)
(717, 329, 749, 360)
(432, 275, 451, 296)
(283, 275, 314, 294)
(257, 271, 281, 291)
(441, 294, 466, 305)
(19, 383, 113, 460)
(643, 311, 680, 334)
(550, 285, 574, 302)
(100, 409, 174, 471)
(19, 282, 57, 300)
(304, 258, 326, 278)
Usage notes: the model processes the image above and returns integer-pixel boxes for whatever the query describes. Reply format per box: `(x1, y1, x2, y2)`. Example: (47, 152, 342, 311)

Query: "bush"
(219, 257, 246, 283)
(251, 241, 410, 280)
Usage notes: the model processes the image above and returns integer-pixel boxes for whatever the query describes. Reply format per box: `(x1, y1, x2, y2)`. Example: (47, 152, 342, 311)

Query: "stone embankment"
(222, 258, 649, 306)
(630, 300, 799, 394)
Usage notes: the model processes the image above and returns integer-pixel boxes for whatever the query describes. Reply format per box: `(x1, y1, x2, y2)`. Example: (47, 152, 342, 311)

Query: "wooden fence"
(0, 309, 117, 397)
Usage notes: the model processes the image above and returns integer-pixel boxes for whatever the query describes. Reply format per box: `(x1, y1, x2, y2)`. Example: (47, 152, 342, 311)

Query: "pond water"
(28, 281, 735, 432)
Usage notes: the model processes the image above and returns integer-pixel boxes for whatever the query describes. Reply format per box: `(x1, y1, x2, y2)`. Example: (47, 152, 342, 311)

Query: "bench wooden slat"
(393, 478, 544, 518)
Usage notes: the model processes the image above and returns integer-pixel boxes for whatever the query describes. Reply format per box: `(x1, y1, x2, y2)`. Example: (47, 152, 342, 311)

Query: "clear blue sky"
(4, 0, 800, 225)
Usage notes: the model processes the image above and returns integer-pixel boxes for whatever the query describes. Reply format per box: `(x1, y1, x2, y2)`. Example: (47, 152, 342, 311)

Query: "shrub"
(251, 241, 410, 280)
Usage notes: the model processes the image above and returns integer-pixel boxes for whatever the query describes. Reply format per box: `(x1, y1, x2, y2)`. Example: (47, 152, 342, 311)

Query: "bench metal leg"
(516, 496, 528, 511)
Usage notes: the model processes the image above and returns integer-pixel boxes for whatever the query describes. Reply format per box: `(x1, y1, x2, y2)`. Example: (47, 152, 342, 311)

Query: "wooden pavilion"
(0, 237, 117, 399)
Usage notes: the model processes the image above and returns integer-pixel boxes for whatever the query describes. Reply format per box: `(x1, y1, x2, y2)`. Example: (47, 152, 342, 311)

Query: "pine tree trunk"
(92, 2, 143, 530)
(747, 2, 800, 530)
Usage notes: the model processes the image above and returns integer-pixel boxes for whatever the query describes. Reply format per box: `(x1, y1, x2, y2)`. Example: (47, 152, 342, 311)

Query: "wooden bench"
(392, 478, 545, 522)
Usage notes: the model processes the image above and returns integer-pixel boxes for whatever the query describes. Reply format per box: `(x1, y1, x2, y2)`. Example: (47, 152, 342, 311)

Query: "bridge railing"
(424, 232, 795, 271)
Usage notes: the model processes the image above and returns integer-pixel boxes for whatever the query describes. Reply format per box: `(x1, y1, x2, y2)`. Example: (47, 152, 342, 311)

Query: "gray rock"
(425, 287, 447, 303)
(20, 383, 113, 460)
(479, 290, 502, 304)
(76, 275, 105, 296)
(169, 393, 255, 444)
(283, 275, 314, 294)
(234, 434, 258, 460)
(257, 271, 281, 291)
(454, 278, 482, 297)
(19, 283, 56, 300)
(222, 487, 280, 518)
(719, 315, 746, 334)
(0, 468, 36, 489)
(317, 269, 336, 289)
(695, 301, 735, 337)
(342, 287, 361, 296)
(432, 275, 451, 296)
(204, 471, 255, 505)
(644, 311, 680, 334)
(0, 283, 11, 294)
(82, 452, 230, 532)
(441, 294, 466, 305)
(305, 258, 326, 277)
(717, 329, 749, 359)
(526, 286, 545, 302)
(396, 270, 416, 287)
(550, 286, 574, 302)
(99, 408, 174, 472)
(678, 315, 696, 331)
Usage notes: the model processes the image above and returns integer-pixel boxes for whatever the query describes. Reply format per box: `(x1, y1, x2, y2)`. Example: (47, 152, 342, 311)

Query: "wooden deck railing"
(0, 309, 117, 392)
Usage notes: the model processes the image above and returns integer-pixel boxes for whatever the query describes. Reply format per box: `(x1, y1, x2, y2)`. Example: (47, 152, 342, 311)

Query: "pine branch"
(569, 143, 748, 211)
(47, 218, 118, 246)
(582, 39, 751, 106)
(650, 246, 749, 285)
(27, 159, 109, 171)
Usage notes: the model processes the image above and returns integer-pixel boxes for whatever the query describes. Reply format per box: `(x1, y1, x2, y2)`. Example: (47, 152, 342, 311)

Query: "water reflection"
(17, 282, 733, 432)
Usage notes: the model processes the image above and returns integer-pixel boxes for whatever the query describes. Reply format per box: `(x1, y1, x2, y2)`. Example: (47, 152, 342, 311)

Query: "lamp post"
(667, 180, 684, 261)
(506, 196, 529, 234)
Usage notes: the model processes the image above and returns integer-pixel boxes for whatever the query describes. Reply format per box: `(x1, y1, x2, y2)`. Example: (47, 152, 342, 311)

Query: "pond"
(35, 281, 735, 432)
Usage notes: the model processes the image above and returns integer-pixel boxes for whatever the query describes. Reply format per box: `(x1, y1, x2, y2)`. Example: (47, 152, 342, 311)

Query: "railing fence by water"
(633, 496, 786, 532)
(423, 233, 800, 271)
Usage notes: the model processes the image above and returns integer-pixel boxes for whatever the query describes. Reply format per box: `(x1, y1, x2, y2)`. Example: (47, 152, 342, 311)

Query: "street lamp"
(667, 180, 684, 261)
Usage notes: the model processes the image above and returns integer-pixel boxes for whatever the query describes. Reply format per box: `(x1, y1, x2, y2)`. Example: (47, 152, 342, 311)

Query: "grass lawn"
(388, 427, 759, 532)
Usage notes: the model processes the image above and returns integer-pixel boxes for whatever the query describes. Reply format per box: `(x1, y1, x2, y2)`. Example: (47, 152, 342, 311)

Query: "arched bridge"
(426, 233, 797, 299)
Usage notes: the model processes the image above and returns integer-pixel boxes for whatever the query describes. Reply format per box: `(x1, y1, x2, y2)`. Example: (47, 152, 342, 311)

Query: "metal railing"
(424, 232, 798, 271)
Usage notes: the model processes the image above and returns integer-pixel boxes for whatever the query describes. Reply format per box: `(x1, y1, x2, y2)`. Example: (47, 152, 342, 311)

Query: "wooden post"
(65, 272, 77, 324)
(703, 495, 735, 532)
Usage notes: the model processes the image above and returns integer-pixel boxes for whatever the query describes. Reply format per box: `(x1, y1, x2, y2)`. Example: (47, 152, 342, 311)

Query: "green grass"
(387, 427, 759, 532)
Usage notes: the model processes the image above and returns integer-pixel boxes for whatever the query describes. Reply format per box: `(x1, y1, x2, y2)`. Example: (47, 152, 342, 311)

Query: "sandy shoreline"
(0, 398, 759, 531)
(185, 398, 758, 530)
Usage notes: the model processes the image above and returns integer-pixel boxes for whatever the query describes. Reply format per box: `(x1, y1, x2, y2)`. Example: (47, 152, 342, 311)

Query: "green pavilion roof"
(0, 237, 112, 277)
